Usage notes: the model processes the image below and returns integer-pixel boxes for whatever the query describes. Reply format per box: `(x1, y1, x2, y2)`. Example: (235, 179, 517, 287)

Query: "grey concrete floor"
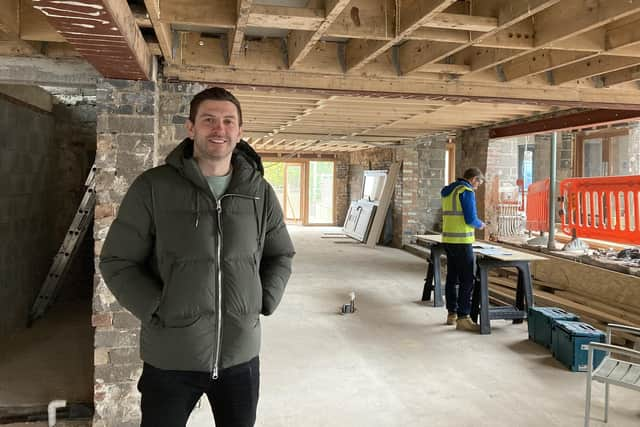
(189, 226, 640, 427)
(0, 298, 93, 427)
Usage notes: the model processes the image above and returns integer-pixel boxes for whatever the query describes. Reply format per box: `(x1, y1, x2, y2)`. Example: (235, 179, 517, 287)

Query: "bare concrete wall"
(0, 89, 95, 338)
(0, 93, 55, 337)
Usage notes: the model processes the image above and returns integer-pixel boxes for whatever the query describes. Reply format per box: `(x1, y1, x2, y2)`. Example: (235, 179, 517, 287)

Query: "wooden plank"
(158, 0, 235, 28)
(144, 0, 173, 61)
(346, 0, 457, 72)
(326, 0, 394, 40)
(399, 0, 559, 74)
(287, 0, 351, 69)
(0, 0, 19, 35)
(606, 17, 640, 51)
(528, 252, 640, 312)
(424, 13, 497, 33)
(247, 5, 324, 31)
(164, 63, 640, 110)
(552, 55, 640, 85)
(33, 0, 153, 80)
(554, 290, 640, 325)
(409, 27, 469, 43)
(228, 0, 253, 66)
(602, 65, 640, 87)
(19, 0, 65, 42)
(534, 0, 640, 47)
(366, 161, 401, 247)
(501, 50, 597, 81)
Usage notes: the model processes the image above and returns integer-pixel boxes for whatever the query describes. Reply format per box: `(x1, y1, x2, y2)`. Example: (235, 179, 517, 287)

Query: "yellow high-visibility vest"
(441, 184, 475, 244)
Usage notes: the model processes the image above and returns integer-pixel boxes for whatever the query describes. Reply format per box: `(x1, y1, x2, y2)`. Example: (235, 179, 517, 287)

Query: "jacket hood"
(441, 178, 472, 197)
(166, 138, 263, 175)
(165, 138, 264, 196)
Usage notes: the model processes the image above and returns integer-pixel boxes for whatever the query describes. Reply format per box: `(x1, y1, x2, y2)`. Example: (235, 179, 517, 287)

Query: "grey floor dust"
(189, 226, 640, 427)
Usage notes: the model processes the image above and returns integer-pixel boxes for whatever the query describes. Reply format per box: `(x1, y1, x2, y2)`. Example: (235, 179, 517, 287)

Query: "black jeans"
(443, 243, 475, 317)
(138, 357, 260, 427)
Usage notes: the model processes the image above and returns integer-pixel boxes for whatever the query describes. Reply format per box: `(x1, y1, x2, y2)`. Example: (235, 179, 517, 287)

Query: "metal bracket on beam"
(172, 30, 180, 62)
(592, 75, 605, 88)
(495, 64, 506, 82)
(281, 38, 289, 69)
(337, 43, 346, 74)
(546, 70, 555, 85)
(220, 33, 229, 64)
(391, 45, 401, 76)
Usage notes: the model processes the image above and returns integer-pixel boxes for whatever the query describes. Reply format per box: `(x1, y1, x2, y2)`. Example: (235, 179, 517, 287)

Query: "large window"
(263, 159, 335, 225)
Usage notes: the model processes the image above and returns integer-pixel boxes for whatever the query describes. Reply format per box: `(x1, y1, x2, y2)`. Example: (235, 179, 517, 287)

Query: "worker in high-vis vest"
(440, 167, 486, 332)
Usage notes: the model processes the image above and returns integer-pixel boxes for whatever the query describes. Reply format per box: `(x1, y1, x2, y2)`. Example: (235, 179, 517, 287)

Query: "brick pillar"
(93, 79, 156, 427)
(455, 128, 490, 238)
(334, 155, 350, 225)
(398, 145, 419, 244)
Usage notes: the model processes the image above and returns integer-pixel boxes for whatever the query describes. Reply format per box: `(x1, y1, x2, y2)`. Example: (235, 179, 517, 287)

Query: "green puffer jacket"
(99, 138, 295, 375)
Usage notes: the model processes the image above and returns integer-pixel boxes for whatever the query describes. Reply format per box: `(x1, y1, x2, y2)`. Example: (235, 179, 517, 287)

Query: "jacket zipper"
(211, 193, 260, 380)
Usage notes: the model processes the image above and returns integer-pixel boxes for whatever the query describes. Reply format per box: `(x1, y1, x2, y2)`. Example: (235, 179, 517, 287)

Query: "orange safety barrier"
(559, 176, 640, 245)
(526, 178, 550, 232)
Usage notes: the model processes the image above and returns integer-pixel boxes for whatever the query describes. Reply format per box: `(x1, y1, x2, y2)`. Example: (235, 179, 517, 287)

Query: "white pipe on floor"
(48, 399, 66, 427)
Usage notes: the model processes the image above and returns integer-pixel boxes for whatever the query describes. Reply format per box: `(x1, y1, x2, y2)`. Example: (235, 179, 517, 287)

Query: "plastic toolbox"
(551, 320, 606, 372)
(528, 307, 579, 348)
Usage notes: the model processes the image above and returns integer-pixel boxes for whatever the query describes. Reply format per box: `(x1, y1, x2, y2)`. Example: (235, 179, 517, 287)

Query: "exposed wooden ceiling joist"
(287, 0, 351, 69)
(32, 0, 152, 80)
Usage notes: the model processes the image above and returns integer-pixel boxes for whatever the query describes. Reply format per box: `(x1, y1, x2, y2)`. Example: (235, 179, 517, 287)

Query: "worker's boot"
(456, 316, 480, 332)
(446, 312, 457, 325)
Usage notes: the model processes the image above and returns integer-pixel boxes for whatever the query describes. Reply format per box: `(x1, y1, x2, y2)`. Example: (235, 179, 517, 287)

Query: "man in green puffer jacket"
(100, 87, 295, 427)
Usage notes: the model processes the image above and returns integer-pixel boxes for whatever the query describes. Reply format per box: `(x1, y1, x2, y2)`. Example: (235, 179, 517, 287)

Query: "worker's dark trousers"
(138, 357, 259, 427)
(443, 243, 475, 317)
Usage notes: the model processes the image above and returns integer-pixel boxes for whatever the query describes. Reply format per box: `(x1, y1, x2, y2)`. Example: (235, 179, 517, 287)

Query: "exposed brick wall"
(93, 79, 156, 427)
(455, 128, 490, 239)
(348, 147, 396, 242)
(334, 154, 350, 225)
(533, 133, 574, 182)
(345, 138, 447, 247)
(416, 136, 448, 237)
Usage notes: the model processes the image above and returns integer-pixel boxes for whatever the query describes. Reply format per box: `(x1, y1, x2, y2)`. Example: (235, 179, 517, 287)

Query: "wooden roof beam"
(346, 0, 457, 72)
(552, 55, 640, 85)
(398, 0, 559, 74)
(158, 0, 235, 28)
(0, 0, 18, 36)
(460, 0, 640, 78)
(164, 62, 640, 109)
(287, 0, 351, 69)
(247, 5, 324, 31)
(424, 13, 497, 33)
(144, 0, 173, 60)
(534, 0, 640, 47)
(500, 49, 597, 81)
(33, 0, 153, 80)
(601, 65, 640, 87)
(228, 0, 253, 66)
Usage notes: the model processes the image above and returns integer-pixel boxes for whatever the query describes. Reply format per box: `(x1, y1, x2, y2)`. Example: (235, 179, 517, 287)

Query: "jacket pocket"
(140, 315, 215, 371)
(156, 258, 215, 326)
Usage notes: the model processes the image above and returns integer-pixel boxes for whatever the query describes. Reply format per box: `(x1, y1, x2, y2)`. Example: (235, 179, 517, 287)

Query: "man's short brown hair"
(463, 167, 485, 181)
(189, 87, 243, 126)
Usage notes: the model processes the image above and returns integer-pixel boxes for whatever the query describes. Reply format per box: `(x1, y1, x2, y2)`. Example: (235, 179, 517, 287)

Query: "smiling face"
(186, 99, 243, 174)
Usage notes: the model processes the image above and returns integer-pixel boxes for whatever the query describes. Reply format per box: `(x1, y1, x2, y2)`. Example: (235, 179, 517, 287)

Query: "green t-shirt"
(205, 172, 233, 199)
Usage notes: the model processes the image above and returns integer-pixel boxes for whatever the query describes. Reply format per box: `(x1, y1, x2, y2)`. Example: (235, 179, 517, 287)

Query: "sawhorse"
(470, 259, 535, 335)
(421, 243, 445, 307)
